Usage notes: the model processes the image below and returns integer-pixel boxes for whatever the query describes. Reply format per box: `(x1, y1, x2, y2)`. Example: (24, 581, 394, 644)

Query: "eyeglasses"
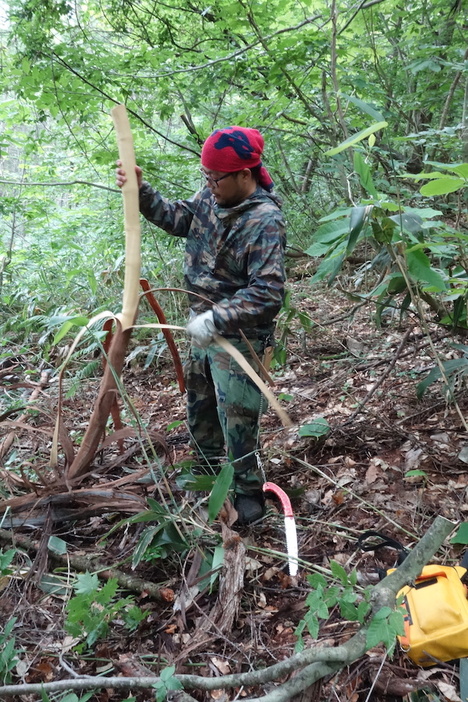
(199, 168, 234, 187)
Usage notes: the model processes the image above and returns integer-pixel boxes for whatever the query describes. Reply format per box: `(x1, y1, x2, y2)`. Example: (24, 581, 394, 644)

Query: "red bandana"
(201, 126, 274, 191)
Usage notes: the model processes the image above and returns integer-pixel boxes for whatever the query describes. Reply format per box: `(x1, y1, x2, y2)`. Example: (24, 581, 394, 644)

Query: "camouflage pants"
(184, 337, 268, 495)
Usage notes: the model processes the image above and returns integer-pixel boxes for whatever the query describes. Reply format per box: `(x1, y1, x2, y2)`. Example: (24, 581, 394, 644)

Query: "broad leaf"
(208, 463, 234, 523)
(330, 560, 349, 586)
(347, 205, 373, 254)
(325, 122, 388, 156)
(74, 571, 99, 595)
(406, 248, 446, 291)
(298, 417, 330, 438)
(417, 358, 468, 398)
(450, 522, 468, 545)
(420, 178, 465, 196)
(354, 152, 378, 197)
(339, 92, 385, 121)
(47, 536, 68, 555)
(132, 524, 165, 569)
(389, 213, 423, 235)
(53, 316, 89, 344)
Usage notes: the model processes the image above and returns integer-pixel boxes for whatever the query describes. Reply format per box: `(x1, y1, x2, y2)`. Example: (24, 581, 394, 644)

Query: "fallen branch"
(0, 515, 454, 700)
(0, 527, 174, 602)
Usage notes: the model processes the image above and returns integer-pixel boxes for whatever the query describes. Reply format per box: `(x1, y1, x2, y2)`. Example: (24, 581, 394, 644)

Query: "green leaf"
(373, 606, 393, 620)
(420, 178, 465, 196)
(354, 152, 378, 197)
(38, 574, 69, 596)
(405, 469, 427, 478)
(357, 600, 371, 624)
(340, 600, 361, 621)
(330, 560, 349, 586)
(406, 249, 446, 291)
(339, 93, 385, 121)
(47, 536, 68, 555)
(74, 571, 99, 595)
(298, 417, 330, 438)
(347, 205, 373, 254)
(166, 420, 183, 431)
(0, 548, 16, 575)
(451, 163, 468, 178)
(53, 316, 89, 344)
(307, 573, 328, 588)
(310, 252, 344, 284)
(305, 220, 349, 249)
(160, 665, 176, 682)
(304, 611, 320, 638)
(208, 463, 234, 523)
(210, 546, 225, 590)
(132, 524, 165, 569)
(325, 122, 388, 156)
(450, 522, 468, 545)
(388, 213, 423, 235)
(366, 611, 393, 649)
(416, 366, 441, 398)
(425, 161, 468, 178)
(96, 578, 119, 604)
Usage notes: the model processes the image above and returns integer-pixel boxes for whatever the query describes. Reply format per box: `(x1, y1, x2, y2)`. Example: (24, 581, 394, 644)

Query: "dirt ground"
(1, 275, 467, 702)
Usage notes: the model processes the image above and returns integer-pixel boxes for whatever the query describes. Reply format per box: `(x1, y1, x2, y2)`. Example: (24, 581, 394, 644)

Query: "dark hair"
(249, 164, 262, 183)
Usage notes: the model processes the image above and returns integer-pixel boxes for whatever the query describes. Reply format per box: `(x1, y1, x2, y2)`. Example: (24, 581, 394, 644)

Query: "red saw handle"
(263, 481, 294, 518)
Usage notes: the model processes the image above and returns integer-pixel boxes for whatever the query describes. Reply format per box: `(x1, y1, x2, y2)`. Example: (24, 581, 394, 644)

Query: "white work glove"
(186, 310, 217, 347)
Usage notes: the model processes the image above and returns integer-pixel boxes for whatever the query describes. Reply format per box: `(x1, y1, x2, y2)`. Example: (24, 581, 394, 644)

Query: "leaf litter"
(1, 279, 467, 700)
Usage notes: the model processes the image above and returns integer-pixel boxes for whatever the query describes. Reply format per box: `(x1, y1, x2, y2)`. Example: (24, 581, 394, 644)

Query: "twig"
(0, 528, 174, 602)
(288, 453, 418, 538)
(0, 178, 119, 192)
(0, 517, 454, 700)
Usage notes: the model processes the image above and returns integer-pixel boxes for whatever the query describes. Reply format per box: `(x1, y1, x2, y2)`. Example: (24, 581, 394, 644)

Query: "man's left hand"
(186, 310, 217, 347)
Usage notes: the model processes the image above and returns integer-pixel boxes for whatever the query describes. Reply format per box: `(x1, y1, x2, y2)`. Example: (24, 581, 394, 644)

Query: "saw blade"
(284, 515, 298, 576)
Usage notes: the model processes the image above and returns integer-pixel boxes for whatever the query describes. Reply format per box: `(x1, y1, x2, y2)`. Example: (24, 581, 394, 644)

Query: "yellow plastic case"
(393, 564, 468, 666)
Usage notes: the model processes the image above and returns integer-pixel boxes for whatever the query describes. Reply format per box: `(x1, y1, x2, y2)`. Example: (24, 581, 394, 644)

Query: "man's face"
(200, 168, 256, 207)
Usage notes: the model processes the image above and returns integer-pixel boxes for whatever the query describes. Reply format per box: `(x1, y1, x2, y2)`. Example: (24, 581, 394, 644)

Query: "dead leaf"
(332, 490, 346, 505)
(256, 591, 267, 608)
(210, 656, 231, 675)
(365, 463, 379, 484)
(245, 556, 261, 572)
(434, 680, 462, 702)
(262, 566, 280, 581)
(404, 447, 424, 470)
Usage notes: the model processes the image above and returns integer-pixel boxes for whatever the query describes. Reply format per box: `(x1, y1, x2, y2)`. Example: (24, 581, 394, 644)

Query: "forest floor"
(1, 267, 468, 702)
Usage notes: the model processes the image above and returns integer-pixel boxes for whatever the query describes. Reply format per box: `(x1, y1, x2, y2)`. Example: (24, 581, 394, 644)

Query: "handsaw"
(263, 481, 298, 576)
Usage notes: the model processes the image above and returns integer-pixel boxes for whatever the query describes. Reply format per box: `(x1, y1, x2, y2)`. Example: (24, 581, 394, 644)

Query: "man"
(116, 126, 286, 525)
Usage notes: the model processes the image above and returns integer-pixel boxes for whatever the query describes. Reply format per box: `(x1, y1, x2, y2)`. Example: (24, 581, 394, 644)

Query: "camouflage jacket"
(139, 182, 286, 337)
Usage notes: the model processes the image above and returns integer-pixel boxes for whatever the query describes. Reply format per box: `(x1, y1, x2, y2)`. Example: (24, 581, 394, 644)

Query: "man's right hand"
(115, 160, 143, 189)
